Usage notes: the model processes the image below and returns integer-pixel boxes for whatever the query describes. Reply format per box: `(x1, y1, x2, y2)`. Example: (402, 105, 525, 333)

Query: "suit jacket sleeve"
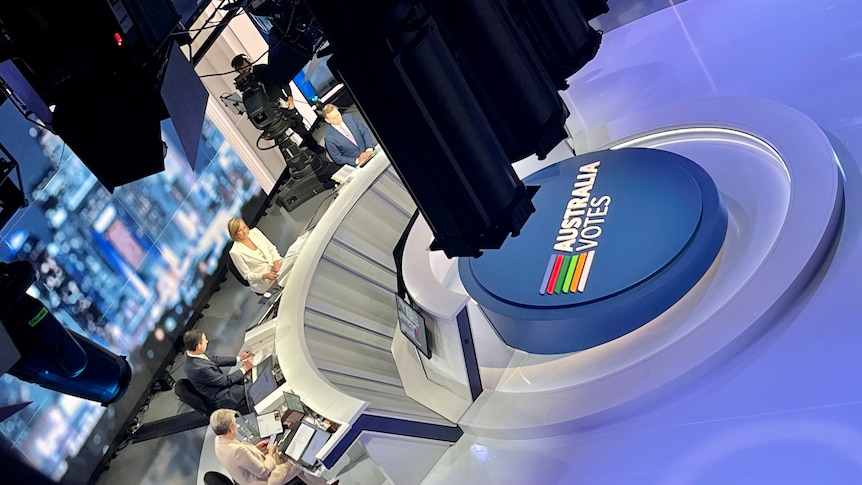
(268, 462, 303, 485)
(189, 356, 244, 389)
(210, 355, 239, 367)
(325, 131, 353, 166)
(354, 116, 376, 151)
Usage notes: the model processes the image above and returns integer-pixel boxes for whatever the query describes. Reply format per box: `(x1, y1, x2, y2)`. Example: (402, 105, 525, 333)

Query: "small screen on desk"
(300, 425, 331, 466)
(283, 391, 305, 413)
(256, 355, 273, 377)
(249, 366, 277, 407)
(286, 421, 331, 466)
(397, 295, 431, 359)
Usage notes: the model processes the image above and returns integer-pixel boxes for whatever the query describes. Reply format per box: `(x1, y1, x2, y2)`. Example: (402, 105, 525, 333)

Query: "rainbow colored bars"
(539, 251, 595, 295)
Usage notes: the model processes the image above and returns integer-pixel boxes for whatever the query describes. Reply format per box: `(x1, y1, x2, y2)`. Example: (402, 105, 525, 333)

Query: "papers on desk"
(284, 420, 332, 466)
(285, 421, 316, 460)
(256, 411, 284, 438)
(331, 165, 356, 184)
(251, 346, 273, 381)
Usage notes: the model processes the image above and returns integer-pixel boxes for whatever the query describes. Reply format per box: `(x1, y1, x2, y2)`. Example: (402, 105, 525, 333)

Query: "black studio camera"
(234, 70, 296, 146)
(231, 61, 338, 212)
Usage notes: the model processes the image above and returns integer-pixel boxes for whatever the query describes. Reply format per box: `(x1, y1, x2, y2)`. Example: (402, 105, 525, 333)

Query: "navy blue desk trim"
(322, 414, 462, 468)
(456, 307, 483, 401)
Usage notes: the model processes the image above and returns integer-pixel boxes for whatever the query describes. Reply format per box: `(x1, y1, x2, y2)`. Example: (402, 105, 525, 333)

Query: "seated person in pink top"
(210, 409, 338, 485)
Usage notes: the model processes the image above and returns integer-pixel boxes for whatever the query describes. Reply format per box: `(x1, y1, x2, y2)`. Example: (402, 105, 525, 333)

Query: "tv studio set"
(1, 0, 861, 484)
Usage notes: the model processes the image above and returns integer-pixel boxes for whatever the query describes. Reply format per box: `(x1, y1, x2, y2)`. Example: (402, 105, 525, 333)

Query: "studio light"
(0, 261, 132, 405)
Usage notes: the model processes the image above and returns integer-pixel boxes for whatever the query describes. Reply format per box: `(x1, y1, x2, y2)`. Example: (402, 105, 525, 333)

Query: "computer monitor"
(396, 295, 431, 359)
(248, 366, 277, 408)
(292, 54, 339, 104)
(283, 390, 305, 413)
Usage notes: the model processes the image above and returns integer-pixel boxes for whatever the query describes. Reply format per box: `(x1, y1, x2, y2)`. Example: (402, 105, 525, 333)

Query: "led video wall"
(0, 102, 260, 483)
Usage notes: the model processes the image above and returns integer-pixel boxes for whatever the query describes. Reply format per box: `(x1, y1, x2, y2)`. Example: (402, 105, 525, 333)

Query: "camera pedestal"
(275, 147, 339, 212)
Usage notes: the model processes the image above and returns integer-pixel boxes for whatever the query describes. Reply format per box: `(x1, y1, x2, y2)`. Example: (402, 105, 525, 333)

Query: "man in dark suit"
(183, 329, 253, 413)
(322, 104, 377, 166)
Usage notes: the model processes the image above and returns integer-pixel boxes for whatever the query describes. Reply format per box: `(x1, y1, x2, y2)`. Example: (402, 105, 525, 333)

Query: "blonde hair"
(227, 217, 244, 241)
(210, 409, 236, 435)
(322, 104, 339, 116)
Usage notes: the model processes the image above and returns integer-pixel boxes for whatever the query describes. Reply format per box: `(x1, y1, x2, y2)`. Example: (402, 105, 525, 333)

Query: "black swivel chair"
(204, 471, 306, 485)
(227, 257, 250, 287)
(174, 378, 215, 416)
(203, 471, 236, 485)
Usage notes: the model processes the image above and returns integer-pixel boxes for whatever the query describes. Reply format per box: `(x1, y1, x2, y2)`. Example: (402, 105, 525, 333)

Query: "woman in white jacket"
(228, 218, 283, 294)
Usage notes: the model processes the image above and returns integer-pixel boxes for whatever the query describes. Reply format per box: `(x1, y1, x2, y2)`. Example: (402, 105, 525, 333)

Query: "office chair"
(203, 471, 236, 485)
(226, 258, 250, 287)
(174, 378, 214, 416)
(203, 470, 306, 485)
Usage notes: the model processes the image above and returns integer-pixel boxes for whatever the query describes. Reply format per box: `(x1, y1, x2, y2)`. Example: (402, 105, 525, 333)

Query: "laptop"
(300, 425, 331, 467)
(247, 365, 277, 409)
(276, 421, 301, 454)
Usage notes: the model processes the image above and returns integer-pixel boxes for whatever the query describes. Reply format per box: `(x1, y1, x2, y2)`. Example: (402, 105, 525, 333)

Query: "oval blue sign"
(459, 148, 727, 354)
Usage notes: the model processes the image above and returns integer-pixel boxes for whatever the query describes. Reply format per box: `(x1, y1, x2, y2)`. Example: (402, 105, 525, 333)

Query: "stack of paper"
(256, 411, 283, 437)
(331, 165, 356, 184)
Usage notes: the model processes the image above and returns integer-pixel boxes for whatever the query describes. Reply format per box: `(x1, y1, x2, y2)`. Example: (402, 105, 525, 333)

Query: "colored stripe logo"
(539, 251, 595, 295)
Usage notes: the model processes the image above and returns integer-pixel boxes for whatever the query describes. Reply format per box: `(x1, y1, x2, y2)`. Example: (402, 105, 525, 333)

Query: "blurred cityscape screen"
(0, 101, 260, 483)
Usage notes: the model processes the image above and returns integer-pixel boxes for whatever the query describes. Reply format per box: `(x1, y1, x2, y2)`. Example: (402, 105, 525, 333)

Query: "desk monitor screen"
(283, 390, 305, 413)
(249, 366, 277, 407)
(293, 53, 338, 103)
(396, 295, 431, 359)
(286, 421, 331, 466)
(300, 425, 331, 467)
(256, 355, 273, 377)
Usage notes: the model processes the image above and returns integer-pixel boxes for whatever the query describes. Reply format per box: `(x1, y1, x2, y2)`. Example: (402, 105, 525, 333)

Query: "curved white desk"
(262, 154, 449, 469)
